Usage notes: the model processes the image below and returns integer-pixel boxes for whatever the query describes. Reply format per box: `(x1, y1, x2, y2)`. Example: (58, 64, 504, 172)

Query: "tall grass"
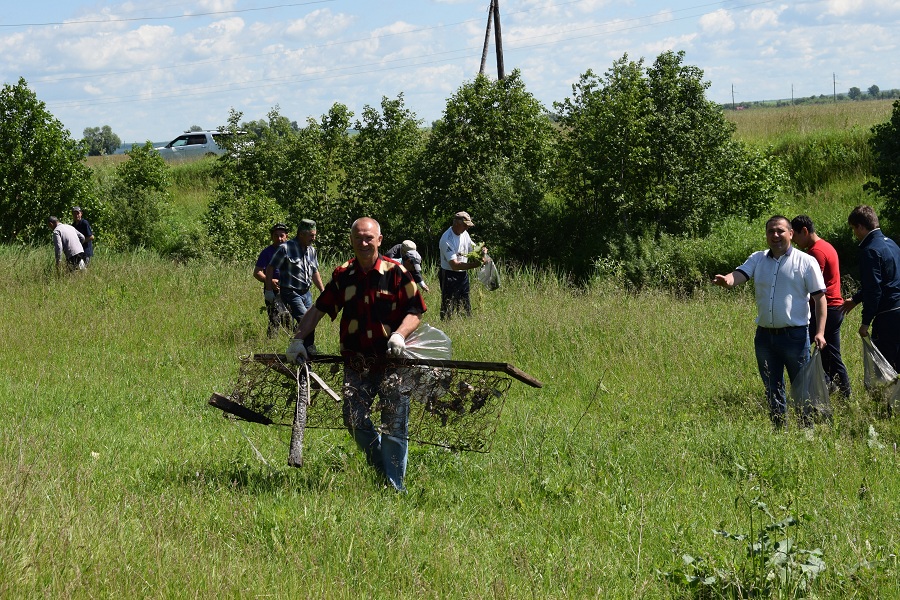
(0, 246, 897, 597)
(726, 100, 895, 144)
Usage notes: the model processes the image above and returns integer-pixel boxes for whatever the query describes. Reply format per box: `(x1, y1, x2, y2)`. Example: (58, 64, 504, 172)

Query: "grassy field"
(2, 102, 899, 597)
(1, 241, 898, 598)
(725, 99, 896, 145)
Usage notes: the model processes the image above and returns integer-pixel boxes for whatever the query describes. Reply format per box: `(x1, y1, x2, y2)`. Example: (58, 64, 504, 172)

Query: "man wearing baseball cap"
(254, 222, 291, 336)
(71, 207, 94, 265)
(266, 219, 325, 350)
(384, 239, 430, 293)
(438, 211, 486, 319)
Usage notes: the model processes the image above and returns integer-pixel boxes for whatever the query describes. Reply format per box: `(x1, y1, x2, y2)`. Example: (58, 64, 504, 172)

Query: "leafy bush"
(95, 142, 172, 251)
(415, 70, 556, 258)
(554, 51, 784, 279)
(204, 188, 285, 263)
(770, 128, 873, 193)
(868, 99, 900, 221)
(0, 77, 95, 243)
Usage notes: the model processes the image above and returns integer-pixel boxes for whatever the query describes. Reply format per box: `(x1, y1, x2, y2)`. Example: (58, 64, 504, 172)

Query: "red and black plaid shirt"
(315, 255, 426, 357)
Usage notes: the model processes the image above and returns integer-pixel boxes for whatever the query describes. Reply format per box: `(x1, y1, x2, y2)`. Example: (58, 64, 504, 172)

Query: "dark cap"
(72, 206, 82, 213)
(454, 211, 474, 226)
(270, 222, 289, 233)
(298, 219, 317, 232)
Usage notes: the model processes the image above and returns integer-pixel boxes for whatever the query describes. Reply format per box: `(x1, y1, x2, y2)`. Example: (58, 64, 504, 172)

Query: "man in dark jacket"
(843, 205, 900, 370)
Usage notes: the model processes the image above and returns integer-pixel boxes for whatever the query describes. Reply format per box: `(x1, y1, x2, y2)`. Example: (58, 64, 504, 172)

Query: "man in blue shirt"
(254, 222, 290, 337)
(71, 207, 94, 265)
(842, 205, 900, 370)
(266, 219, 325, 351)
(715, 216, 827, 427)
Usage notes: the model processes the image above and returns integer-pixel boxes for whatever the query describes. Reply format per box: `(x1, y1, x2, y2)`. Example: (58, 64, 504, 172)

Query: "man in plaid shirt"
(287, 217, 426, 491)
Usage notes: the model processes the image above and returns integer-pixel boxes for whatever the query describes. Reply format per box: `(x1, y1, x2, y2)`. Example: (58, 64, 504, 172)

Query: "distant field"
(725, 99, 896, 144)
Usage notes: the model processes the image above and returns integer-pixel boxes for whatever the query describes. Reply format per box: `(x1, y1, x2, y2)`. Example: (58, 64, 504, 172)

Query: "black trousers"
(873, 308, 900, 372)
(439, 268, 471, 320)
(809, 306, 852, 396)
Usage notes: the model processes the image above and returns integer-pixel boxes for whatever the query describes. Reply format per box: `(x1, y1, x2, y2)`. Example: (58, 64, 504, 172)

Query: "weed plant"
(0, 246, 897, 598)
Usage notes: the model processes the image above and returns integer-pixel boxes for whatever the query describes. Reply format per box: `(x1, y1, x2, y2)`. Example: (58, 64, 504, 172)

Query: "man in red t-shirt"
(287, 217, 426, 491)
(792, 215, 851, 396)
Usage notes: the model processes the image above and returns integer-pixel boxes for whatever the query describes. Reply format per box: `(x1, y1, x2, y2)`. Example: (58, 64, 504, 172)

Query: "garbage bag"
(790, 347, 832, 421)
(477, 257, 500, 290)
(862, 336, 900, 410)
(402, 324, 452, 360)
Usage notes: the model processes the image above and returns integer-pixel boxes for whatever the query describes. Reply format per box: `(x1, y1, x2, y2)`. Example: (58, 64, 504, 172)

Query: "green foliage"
(662, 492, 826, 598)
(340, 94, 426, 241)
(770, 129, 872, 193)
(211, 106, 345, 255)
(82, 125, 122, 156)
(97, 142, 172, 251)
(204, 189, 285, 263)
(416, 70, 556, 257)
(0, 77, 95, 243)
(868, 100, 900, 221)
(849, 87, 862, 100)
(554, 52, 784, 278)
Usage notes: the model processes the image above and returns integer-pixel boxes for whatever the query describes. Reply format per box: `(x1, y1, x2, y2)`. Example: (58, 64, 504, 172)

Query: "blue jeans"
(342, 365, 410, 491)
(281, 288, 315, 347)
(754, 326, 810, 426)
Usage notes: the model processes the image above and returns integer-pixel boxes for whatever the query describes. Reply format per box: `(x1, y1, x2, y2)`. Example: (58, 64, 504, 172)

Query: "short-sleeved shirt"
(255, 244, 281, 288)
(73, 219, 93, 257)
(736, 247, 826, 328)
(315, 255, 426, 357)
(806, 238, 843, 307)
(439, 227, 474, 270)
(267, 239, 318, 293)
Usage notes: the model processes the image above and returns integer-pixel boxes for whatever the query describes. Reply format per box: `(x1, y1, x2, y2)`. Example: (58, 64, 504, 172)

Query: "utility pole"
(833, 73, 837, 102)
(479, 0, 494, 76)
(731, 84, 735, 111)
(493, 0, 505, 80)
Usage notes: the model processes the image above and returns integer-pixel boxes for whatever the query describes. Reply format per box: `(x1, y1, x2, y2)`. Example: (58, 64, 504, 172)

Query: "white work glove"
(386, 333, 406, 357)
(264, 290, 276, 302)
(285, 338, 308, 364)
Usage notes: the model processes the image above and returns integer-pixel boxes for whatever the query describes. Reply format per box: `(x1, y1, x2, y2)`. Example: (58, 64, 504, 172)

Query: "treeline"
(3, 52, 900, 290)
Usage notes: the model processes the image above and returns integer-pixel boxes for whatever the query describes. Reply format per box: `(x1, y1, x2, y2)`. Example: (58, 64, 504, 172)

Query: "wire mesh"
(220, 355, 512, 452)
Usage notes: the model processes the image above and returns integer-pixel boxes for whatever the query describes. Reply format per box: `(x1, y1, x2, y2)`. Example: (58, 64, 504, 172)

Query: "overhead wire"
(36, 0, 783, 110)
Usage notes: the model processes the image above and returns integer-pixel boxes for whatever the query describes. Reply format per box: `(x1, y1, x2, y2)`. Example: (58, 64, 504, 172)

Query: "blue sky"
(2, 0, 899, 142)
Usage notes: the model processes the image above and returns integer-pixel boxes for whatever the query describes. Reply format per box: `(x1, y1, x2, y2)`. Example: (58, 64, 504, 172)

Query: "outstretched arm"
(713, 271, 748, 289)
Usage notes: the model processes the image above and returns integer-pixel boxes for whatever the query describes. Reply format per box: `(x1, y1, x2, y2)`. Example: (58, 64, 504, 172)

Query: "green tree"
(340, 94, 425, 241)
(554, 51, 783, 277)
(848, 87, 862, 100)
(868, 99, 900, 221)
(868, 85, 880, 99)
(82, 125, 122, 156)
(0, 77, 95, 243)
(416, 70, 556, 257)
(98, 142, 171, 250)
(209, 107, 340, 258)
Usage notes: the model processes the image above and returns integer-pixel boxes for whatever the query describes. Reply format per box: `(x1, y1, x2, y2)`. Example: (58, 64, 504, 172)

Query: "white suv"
(154, 131, 243, 161)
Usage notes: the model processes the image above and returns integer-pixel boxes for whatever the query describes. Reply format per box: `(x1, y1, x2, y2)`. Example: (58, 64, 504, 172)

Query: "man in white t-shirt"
(714, 215, 827, 427)
(438, 211, 486, 319)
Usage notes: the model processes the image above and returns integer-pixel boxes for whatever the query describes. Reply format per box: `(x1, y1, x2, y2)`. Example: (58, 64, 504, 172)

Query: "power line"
(30, 0, 780, 87)
(0, 0, 336, 28)
(40, 0, 787, 111)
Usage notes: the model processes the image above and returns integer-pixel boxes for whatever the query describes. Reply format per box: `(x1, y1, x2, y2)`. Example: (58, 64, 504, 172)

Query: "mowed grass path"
(1, 247, 897, 598)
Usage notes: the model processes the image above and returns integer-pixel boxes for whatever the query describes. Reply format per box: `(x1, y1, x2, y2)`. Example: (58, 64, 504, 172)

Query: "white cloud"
(744, 8, 782, 30)
(699, 10, 735, 35)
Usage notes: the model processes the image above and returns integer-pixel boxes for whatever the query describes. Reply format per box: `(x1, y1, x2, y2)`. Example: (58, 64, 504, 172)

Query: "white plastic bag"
(862, 336, 900, 410)
(402, 324, 452, 360)
(477, 257, 500, 290)
(790, 347, 832, 421)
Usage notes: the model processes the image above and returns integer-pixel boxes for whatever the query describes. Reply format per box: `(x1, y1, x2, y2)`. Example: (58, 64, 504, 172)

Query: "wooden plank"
(251, 353, 543, 388)
(208, 393, 273, 425)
